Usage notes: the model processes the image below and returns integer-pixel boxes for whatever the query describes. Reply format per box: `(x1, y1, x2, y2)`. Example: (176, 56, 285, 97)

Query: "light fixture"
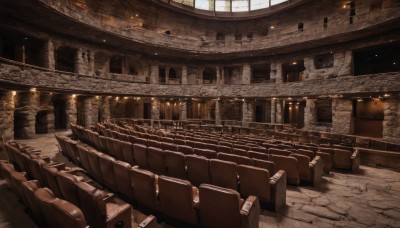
(272, 97, 276, 100)
(375, 54, 378, 57)
(136, 14, 139, 17)
(270, 26, 275, 29)
(384, 94, 390, 97)
(124, 97, 128, 100)
(242, 99, 245, 102)
(102, 39, 107, 43)
(72, 94, 76, 98)
(30, 88, 37, 92)
(167, 102, 170, 106)
(292, 61, 297, 65)
(393, 62, 396, 65)
(24, 37, 28, 40)
(151, 97, 155, 101)
(12, 91, 16, 96)
(357, 98, 363, 102)
(288, 97, 292, 100)
(116, 97, 119, 101)
(96, 96, 100, 99)
(154, 53, 158, 56)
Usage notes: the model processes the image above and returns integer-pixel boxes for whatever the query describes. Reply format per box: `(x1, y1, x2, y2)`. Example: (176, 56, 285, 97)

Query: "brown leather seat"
(9, 171, 28, 202)
(147, 147, 166, 174)
(268, 148, 292, 156)
(164, 150, 186, 179)
(158, 176, 199, 225)
(185, 155, 211, 186)
(186, 140, 196, 148)
(30, 159, 48, 186)
(112, 160, 134, 201)
(42, 166, 63, 198)
(333, 149, 353, 169)
(238, 165, 286, 211)
(136, 137, 149, 147)
(203, 143, 219, 152)
(160, 142, 178, 152)
(251, 158, 276, 175)
(76, 145, 91, 172)
(85, 149, 103, 183)
(75, 181, 132, 228)
(51, 198, 87, 228)
(271, 155, 300, 185)
(199, 184, 260, 228)
(232, 148, 249, 157)
(21, 180, 44, 224)
(177, 145, 193, 155)
(217, 153, 252, 166)
(296, 149, 315, 160)
(147, 139, 161, 149)
(234, 144, 251, 152)
(174, 138, 186, 146)
(250, 146, 267, 154)
(34, 188, 59, 228)
(209, 159, 238, 190)
(248, 151, 269, 161)
(64, 139, 80, 165)
(99, 136, 109, 154)
(98, 154, 118, 192)
(133, 143, 149, 168)
(218, 145, 232, 154)
(194, 148, 217, 159)
(117, 140, 134, 165)
(56, 171, 81, 206)
(130, 168, 160, 211)
(105, 137, 117, 157)
(194, 141, 206, 149)
(111, 139, 124, 160)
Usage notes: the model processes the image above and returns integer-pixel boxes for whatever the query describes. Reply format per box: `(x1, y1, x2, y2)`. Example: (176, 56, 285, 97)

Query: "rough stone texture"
(99, 97, 110, 122)
(242, 64, 251, 85)
(275, 100, 282, 124)
(303, 51, 353, 80)
(179, 101, 187, 121)
(0, 91, 14, 146)
(304, 99, 317, 130)
(83, 96, 99, 128)
(149, 65, 159, 84)
(66, 95, 77, 129)
(181, 66, 187, 85)
(270, 98, 276, 124)
(42, 39, 55, 70)
(383, 99, 400, 143)
(332, 99, 354, 135)
(14, 92, 39, 139)
(215, 100, 221, 125)
(151, 98, 160, 120)
(242, 100, 253, 126)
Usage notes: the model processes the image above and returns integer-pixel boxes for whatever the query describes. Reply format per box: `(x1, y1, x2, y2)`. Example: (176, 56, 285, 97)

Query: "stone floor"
(2, 131, 400, 228)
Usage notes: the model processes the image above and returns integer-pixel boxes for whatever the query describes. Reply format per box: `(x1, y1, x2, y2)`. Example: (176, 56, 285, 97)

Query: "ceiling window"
(172, 0, 194, 7)
(232, 0, 249, 12)
(195, 0, 214, 10)
(271, 0, 288, 6)
(215, 0, 231, 12)
(250, 0, 269, 10)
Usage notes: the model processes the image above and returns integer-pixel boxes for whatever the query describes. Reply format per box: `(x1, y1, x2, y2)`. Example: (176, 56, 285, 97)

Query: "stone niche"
(332, 99, 354, 135)
(303, 51, 353, 80)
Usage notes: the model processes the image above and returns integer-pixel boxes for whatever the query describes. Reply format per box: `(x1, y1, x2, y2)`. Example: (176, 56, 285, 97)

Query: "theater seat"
(194, 148, 217, 159)
(34, 188, 59, 228)
(158, 176, 199, 225)
(268, 148, 292, 157)
(129, 168, 160, 211)
(209, 159, 238, 190)
(217, 153, 252, 166)
(199, 184, 260, 228)
(133, 144, 149, 168)
(112, 160, 135, 202)
(238, 165, 286, 212)
(56, 171, 82, 207)
(186, 155, 211, 186)
(161, 142, 178, 152)
(51, 198, 87, 228)
(120, 141, 135, 166)
(177, 145, 193, 155)
(21, 180, 43, 224)
(164, 150, 186, 179)
(251, 159, 276, 176)
(42, 166, 63, 198)
(98, 154, 118, 192)
(75, 181, 132, 228)
(147, 147, 166, 175)
(271, 155, 300, 185)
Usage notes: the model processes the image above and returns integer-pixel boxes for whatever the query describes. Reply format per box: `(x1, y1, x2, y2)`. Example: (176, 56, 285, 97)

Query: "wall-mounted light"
(72, 94, 76, 98)
(124, 97, 129, 100)
(270, 26, 275, 29)
(12, 91, 17, 96)
(30, 88, 37, 92)
(357, 98, 363, 102)
(96, 96, 100, 99)
(292, 62, 297, 65)
(384, 94, 390, 97)
(151, 97, 155, 101)
(167, 102, 170, 106)
(115, 97, 119, 101)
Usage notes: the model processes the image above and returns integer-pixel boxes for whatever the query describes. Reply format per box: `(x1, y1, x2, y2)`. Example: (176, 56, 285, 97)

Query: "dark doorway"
(14, 112, 25, 139)
(54, 99, 67, 129)
(353, 99, 383, 138)
(255, 105, 264, 122)
(144, 103, 151, 119)
(35, 111, 48, 134)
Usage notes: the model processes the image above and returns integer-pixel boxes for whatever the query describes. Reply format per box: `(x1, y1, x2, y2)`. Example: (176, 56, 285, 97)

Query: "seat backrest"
(271, 155, 300, 185)
(251, 158, 276, 175)
(186, 140, 196, 148)
(185, 155, 211, 186)
(333, 149, 352, 169)
(56, 171, 81, 206)
(199, 184, 242, 228)
(164, 150, 186, 179)
(234, 144, 251, 151)
(98, 154, 117, 192)
(85, 149, 103, 183)
(119, 140, 135, 165)
(133, 143, 149, 168)
(111, 139, 124, 160)
(21, 180, 43, 224)
(105, 137, 116, 157)
(248, 150, 269, 161)
(129, 168, 159, 211)
(203, 143, 219, 152)
(238, 165, 270, 202)
(268, 148, 292, 156)
(194, 141, 206, 149)
(51, 198, 87, 228)
(232, 148, 249, 157)
(290, 154, 311, 181)
(75, 181, 106, 228)
(29, 159, 47, 186)
(193, 148, 217, 159)
(296, 149, 315, 160)
(250, 146, 267, 154)
(136, 137, 148, 147)
(147, 139, 161, 149)
(161, 142, 178, 152)
(42, 166, 63, 198)
(34, 188, 58, 228)
(218, 145, 232, 154)
(158, 176, 198, 225)
(9, 171, 28, 201)
(177, 145, 193, 155)
(112, 160, 134, 201)
(209, 159, 238, 190)
(64, 139, 80, 165)
(147, 147, 166, 174)
(99, 136, 109, 153)
(174, 138, 186, 146)
(76, 145, 91, 172)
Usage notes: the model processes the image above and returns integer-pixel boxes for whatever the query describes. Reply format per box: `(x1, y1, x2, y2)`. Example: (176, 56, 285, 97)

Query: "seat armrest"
(351, 149, 360, 172)
(103, 193, 115, 203)
(106, 203, 132, 228)
(316, 152, 332, 173)
(269, 170, 287, 212)
(47, 162, 66, 170)
(240, 196, 260, 228)
(309, 156, 323, 187)
(139, 215, 157, 228)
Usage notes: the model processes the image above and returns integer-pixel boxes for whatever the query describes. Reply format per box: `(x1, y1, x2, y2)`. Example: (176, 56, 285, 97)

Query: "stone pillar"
(303, 57, 316, 80)
(75, 48, 94, 76)
(0, 91, 15, 146)
(150, 65, 159, 84)
(271, 98, 276, 123)
(337, 51, 353, 77)
(83, 96, 99, 128)
(181, 66, 188, 85)
(66, 95, 77, 128)
(276, 99, 283, 123)
(242, 64, 251, 84)
(383, 99, 400, 143)
(304, 99, 317, 129)
(242, 100, 253, 127)
(332, 99, 354, 134)
(179, 101, 187, 120)
(151, 98, 160, 120)
(99, 97, 111, 122)
(271, 62, 283, 83)
(42, 39, 55, 70)
(14, 92, 40, 139)
(215, 100, 222, 125)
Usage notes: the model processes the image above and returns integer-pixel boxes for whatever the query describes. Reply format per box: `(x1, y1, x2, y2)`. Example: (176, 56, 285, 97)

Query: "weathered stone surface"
(302, 205, 342, 221)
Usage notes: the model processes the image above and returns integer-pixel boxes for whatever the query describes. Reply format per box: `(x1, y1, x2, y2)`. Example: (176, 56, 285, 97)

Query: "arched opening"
(55, 46, 76, 72)
(35, 110, 48, 134)
(53, 99, 67, 129)
(203, 67, 216, 84)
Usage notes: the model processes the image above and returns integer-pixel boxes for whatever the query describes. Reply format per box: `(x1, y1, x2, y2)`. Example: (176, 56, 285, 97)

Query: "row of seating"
(57, 136, 261, 227)
(88, 124, 322, 186)
(3, 141, 155, 228)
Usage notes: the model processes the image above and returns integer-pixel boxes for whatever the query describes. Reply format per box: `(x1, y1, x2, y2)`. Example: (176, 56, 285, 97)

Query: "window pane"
(172, 0, 194, 7)
(271, 0, 288, 6)
(195, 0, 214, 10)
(215, 0, 231, 12)
(232, 0, 249, 12)
(250, 0, 269, 10)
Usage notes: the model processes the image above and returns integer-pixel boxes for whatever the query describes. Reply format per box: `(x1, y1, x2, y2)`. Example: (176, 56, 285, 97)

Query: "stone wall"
(383, 99, 400, 143)
(332, 99, 354, 135)
(304, 99, 317, 129)
(66, 95, 77, 129)
(0, 91, 14, 147)
(303, 51, 353, 80)
(242, 100, 253, 126)
(99, 97, 111, 122)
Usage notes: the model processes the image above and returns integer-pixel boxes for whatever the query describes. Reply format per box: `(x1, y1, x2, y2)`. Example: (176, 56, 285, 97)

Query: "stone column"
(66, 95, 77, 128)
(150, 65, 159, 84)
(337, 51, 353, 77)
(271, 98, 276, 123)
(332, 99, 354, 134)
(276, 99, 283, 123)
(215, 100, 222, 125)
(271, 62, 283, 83)
(242, 64, 251, 84)
(14, 92, 39, 139)
(99, 97, 111, 122)
(83, 96, 100, 128)
(151, 98, 160, 120)
(383, 99, 400, 143)
(0, 91, 15, 145)
(303, 57, 315, 80)
(181, 66, 188, 85)
(304, 99, 317, 129)
(165, 67, 170, 84)
(42, 39, 55, 70)
(179, 100, 187, 120)
(242, 100, 253, 127)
